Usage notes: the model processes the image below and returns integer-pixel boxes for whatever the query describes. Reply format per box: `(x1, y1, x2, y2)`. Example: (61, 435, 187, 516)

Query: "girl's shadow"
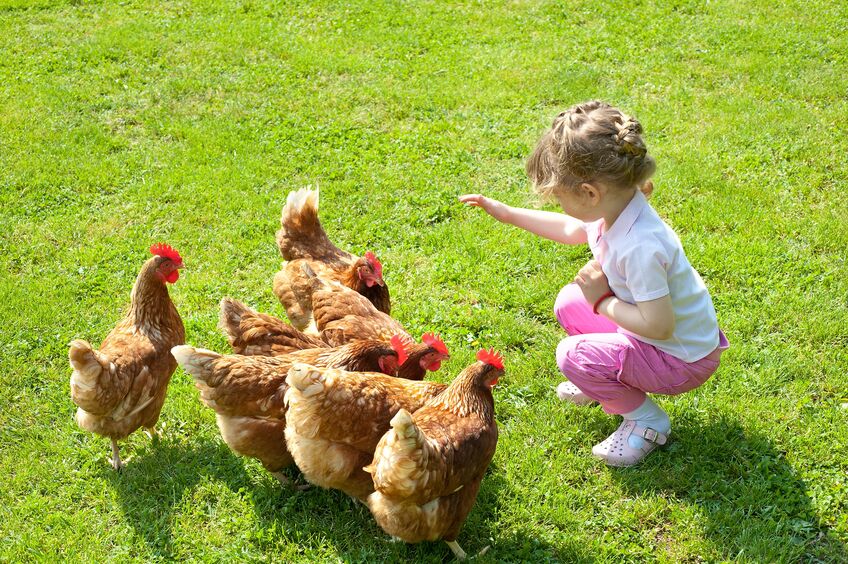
(608, 415, 847, 561)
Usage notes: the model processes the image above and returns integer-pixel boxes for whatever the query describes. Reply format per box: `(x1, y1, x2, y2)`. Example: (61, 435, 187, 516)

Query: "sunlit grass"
(1, 0, 846, 561)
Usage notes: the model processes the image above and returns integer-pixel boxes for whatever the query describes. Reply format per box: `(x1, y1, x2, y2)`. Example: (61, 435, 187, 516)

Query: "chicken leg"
(446, 540, 467, 560)
(109, 439, 125, 471)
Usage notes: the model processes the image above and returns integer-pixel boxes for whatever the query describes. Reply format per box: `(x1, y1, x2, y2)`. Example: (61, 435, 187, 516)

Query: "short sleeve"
(584, 220, 603, 259)
(618, 241, 670, 302)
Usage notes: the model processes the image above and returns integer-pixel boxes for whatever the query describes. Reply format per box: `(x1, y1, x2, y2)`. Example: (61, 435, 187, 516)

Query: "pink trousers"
(554, 284, 728, 414)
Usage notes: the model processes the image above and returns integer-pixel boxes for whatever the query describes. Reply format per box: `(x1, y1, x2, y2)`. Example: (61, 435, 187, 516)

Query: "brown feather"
(272, 188, 391, 331)
(219, 297, 326, 355)
(174, 339, 410, 475)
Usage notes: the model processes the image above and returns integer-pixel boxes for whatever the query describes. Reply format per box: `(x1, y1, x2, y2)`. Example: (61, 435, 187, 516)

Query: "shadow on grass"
(242, 462, 574, 562)
(104, 436, 253, 560)
(608, 415, 847, 562)
(103, 437, 574, 561)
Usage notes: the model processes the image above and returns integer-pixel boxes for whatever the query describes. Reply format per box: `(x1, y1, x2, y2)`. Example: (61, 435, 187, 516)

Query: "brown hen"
(283, 363, 448, 500)
(364, 349, 502, 559)
(272, 187, 390, 332)
(69, 243, 185, 470)
(295, 266, 450, 380)
(171, 337, 409, 483)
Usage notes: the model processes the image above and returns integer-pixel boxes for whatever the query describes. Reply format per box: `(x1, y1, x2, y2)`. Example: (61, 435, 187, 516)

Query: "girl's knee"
(556, 336, 582, 373)
(553, 283, 583, 328)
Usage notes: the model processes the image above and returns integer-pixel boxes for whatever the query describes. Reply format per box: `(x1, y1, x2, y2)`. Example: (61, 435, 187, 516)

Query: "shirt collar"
(600, 189, 647, 243)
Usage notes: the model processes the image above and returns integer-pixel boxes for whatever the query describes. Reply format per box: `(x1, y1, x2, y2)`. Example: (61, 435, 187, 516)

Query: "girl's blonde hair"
(526, 101, 656, 200)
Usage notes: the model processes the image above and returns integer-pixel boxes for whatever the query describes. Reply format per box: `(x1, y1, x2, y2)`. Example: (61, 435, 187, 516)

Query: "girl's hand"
(458, 194, 512, 223)
(574, 260, 612, 305)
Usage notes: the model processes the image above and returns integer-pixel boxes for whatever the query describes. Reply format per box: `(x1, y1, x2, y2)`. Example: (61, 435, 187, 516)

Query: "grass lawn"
(2, 0, 847, 561)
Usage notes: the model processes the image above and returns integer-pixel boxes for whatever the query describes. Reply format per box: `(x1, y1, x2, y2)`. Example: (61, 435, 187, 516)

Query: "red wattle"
(423, 360, 441, 372)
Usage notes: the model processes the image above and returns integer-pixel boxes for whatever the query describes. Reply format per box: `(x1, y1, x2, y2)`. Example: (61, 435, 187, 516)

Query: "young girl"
(460, 101, 728, 467)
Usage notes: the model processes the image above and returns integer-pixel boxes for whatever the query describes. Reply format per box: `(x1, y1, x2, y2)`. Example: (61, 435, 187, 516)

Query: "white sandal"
(556, 381, 596, 406)
(592, 419, 668, 467)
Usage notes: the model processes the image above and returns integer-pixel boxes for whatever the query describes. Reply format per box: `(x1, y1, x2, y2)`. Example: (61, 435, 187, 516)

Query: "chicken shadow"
(104, 435, 254, 560)
(606, 415, 847, 562)
(461, 464, 588, 563)
(241, 461, 572, 563)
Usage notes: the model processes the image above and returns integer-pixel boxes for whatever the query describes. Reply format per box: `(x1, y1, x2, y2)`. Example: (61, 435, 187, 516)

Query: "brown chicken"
(279, 265, 449, 380)
(218, 296, 443, 379)
(284, 363, 448, 500)
(171, 337, 410, 483)
(364, 349, 502, 560)
(304, 265, 402, 345)
(394, 333, 450, 381)
(68, 243, 185, 470)
(273, 187, 390, 332)
(218, 297, 326, 356)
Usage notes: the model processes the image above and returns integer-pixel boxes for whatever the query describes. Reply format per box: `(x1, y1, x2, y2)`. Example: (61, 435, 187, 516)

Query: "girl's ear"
(580, 182, 602, 205)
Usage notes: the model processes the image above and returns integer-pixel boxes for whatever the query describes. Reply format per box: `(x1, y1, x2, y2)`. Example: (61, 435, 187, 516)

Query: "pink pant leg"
(556, 333, 646, 414)
(554, 283, 618, 335)
(556, 333, 722, 414)
(554, 283, 643, 412)
(553, 284, 722, 414)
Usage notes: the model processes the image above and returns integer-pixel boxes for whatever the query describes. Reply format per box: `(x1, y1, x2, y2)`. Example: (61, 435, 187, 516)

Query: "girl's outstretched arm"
(458, 194, 587, 245)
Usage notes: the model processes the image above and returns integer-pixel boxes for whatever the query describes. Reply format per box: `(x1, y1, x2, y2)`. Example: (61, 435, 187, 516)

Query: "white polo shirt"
(584, 190, 720, 362)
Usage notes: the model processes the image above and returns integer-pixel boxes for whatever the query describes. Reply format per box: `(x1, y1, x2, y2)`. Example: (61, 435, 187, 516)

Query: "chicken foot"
(446, 540, 467, 560)
(109, 439, 125, 471)
(269, 471, 311, 491)
(445, 540, 490, 561)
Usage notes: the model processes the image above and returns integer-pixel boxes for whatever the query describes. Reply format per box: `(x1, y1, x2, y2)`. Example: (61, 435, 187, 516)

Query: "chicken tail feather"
(389, 408, 416, 438)
(284, 186, 319, 218)
(218, 298, 253, 343)
(171, 345, 221, 384)
(369, 409, 427, 497)
(69, 340, 112, 406)
(286, 363, 325, 397)
(278, 187, 321, 261)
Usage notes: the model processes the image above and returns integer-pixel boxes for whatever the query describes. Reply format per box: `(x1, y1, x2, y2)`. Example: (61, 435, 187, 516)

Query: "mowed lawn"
(2, 0, 847, 561)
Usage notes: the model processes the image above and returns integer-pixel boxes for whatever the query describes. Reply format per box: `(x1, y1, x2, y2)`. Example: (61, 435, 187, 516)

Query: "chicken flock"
(68, 188, 501, 559)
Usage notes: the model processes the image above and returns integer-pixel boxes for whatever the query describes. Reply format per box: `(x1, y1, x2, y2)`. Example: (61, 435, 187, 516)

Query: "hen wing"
(285, 364, 445, 449)
(309, 275, 408, 346)
(219, 297, 326, 355)
(69, 328, 161, 417)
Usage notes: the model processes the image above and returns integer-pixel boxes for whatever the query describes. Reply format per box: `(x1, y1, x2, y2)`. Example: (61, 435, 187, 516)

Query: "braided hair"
(526, 101, 655, 200)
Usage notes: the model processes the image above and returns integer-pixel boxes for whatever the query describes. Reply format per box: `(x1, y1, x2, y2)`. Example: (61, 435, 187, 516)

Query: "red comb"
(476, 348, 504, 369)
(150, 243, 182, 265)
(390, 334, 410, 366)
(421, 333, 449, 356)
(364, 251, 383, 279)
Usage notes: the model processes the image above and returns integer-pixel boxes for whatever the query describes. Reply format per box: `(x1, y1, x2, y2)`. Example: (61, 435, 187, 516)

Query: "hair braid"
(526, 101, 655, 200)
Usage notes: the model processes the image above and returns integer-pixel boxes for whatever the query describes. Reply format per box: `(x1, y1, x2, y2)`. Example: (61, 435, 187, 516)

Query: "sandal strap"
(631, 425, 668, 445)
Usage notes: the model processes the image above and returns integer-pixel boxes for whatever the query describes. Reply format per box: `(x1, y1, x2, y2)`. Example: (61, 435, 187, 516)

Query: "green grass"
(2, 0, 847, 561)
